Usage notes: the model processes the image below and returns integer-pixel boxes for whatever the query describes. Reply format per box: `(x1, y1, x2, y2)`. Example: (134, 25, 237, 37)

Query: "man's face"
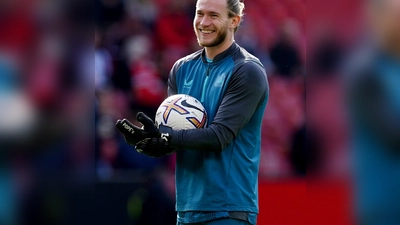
(193, 0, 232, 48)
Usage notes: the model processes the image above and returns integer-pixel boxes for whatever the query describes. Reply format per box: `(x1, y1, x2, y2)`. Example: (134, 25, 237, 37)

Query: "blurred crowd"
(1, 0, 94, 224)
(0, 0, 372, 223)
(94, 0, 307, 181)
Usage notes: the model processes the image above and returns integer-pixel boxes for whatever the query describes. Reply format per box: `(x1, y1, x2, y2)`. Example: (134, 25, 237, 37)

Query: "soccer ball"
(155, 94, 207, 130)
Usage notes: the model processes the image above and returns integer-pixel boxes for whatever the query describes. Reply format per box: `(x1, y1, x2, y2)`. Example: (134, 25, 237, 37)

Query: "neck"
(204, 36, 234, 59)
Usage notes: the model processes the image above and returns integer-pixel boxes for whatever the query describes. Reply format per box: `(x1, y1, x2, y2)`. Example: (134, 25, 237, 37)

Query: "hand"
(136, 136, 176, 158)
(115, 112, 160, 146)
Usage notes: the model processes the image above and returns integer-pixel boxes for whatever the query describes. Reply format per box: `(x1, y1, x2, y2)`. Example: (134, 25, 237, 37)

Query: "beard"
(195, 25, 228, 48)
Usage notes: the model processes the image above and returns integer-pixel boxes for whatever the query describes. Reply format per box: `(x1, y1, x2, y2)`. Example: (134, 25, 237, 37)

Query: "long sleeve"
(167, 61, 268, 152)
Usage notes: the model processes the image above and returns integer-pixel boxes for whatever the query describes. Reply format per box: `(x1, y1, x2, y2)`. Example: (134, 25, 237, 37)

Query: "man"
(344, 0, 400, 224)
(116, 0, 268, 224)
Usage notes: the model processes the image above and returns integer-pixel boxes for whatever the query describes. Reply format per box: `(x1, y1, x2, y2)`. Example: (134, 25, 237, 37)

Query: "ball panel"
(155, 94, 207, 130)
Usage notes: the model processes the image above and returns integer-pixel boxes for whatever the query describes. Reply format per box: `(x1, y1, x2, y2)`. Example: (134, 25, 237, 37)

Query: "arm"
(168, 62, 268, 152)
(116, 61, 268, 156)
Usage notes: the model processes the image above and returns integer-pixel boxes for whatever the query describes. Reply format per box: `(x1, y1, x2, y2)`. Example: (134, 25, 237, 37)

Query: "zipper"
(200, 65, 210, 103)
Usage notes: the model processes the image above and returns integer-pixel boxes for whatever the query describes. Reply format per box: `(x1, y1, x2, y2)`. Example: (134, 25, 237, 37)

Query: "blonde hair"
(227, 0, 245, 33)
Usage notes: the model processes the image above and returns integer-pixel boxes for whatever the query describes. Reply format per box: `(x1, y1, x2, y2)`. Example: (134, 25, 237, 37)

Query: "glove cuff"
(159, 125, 173, 142)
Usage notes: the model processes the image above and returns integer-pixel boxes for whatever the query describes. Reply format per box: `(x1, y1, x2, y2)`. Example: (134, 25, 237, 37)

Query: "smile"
(199, 29, 215, 34)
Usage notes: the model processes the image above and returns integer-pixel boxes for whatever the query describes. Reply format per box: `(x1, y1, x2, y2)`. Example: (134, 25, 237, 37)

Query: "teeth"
(201, 30, 213, 34)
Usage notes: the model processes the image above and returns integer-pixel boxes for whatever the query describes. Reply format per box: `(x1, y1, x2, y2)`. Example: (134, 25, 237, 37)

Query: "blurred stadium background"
(94, 0, 308, 224)
(95, 0, 306, 178)
(95, 1, 306, 224)
(0, 0, 370, 224)
(95, 0, 307, 224)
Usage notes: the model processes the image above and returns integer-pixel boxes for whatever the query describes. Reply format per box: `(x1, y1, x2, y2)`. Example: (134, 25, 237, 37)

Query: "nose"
(199, 15, 211, 27)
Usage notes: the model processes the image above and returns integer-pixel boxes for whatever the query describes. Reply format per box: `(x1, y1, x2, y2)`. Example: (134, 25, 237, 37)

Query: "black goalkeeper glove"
(115, 112, 176, 157)
(115, 112, 160, 146)
(136, 136, 176, 158)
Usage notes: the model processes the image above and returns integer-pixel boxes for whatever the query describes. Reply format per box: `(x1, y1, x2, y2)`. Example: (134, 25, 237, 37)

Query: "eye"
(196, 12, 203, 16)
(211, 14, 218, 18)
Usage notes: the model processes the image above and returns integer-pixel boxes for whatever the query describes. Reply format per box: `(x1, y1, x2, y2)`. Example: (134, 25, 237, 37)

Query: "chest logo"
(214, 73, 227, 87)
(184, 79, 193, 88)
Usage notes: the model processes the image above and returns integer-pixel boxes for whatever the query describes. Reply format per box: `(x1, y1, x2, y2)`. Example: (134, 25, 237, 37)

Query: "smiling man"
(116, 0, 268, 224)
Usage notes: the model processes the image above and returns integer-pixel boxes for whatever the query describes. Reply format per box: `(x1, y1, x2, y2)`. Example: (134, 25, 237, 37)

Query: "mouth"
(199, 29, 215, 34)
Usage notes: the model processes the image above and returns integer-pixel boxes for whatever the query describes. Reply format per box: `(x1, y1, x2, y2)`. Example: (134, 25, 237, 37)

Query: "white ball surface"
(155, 94, 207, 130)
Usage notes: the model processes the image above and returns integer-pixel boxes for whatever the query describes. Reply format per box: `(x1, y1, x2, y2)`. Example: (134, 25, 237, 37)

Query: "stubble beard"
(196, 25, 228, 48)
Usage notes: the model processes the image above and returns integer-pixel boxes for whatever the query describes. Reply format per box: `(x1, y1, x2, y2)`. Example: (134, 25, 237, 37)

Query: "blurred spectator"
(124, 35, 166, 116)
(270, 20, 303, 78)
(154, 0, 193, 53)
(96, 0, 125, 28)
(306, 26, 350, 177)
(289, 124, 306, 176)
(312, 40, 342, 76)
(95, 28, 113, 91)
(1, 0, 95, 224)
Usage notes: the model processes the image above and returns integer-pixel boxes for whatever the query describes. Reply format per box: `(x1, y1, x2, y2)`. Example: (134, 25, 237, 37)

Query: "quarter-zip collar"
(201, 42, 239, 64)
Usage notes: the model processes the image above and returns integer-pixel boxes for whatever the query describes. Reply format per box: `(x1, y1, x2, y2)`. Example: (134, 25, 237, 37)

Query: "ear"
(229, 15, 241, 31)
